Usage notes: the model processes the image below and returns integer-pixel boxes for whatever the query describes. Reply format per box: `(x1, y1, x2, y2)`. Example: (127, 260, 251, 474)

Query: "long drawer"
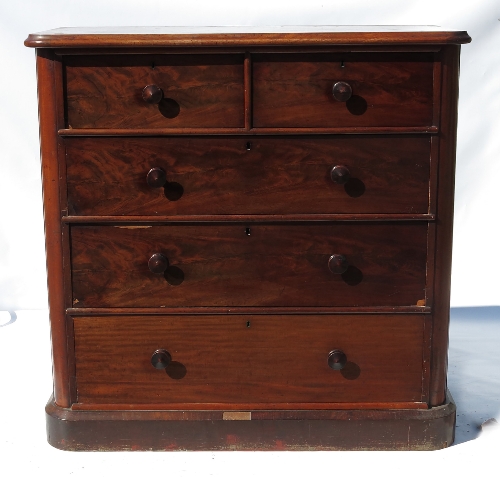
(64, 54, 245, 129)
(253, 53, 434, 128)
(73, 314, 425, 405)
(70, 223, 428, 308)
(65, 136, 431, 216)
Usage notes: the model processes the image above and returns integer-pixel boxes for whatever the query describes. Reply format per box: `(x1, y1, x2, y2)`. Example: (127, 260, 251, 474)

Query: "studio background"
(0, 1, 499, 475)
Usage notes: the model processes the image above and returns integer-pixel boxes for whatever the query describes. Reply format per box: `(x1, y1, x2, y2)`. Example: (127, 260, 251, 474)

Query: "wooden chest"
(25, 26, 470, 450)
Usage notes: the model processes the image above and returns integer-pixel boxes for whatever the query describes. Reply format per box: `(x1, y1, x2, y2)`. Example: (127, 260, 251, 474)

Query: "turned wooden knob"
(142, 84, 163, 104)
(330, 165, 351, 185)
(332, 81, 352, 102)
(151, 349, 172, 369)
(148, 253, 169, 274)
(147, 167, 167, 188)
(328, 254, 349, 274)
(328, 349, 347, 370)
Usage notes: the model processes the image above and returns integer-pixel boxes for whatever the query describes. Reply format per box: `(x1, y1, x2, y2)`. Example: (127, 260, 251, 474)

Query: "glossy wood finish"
(73, 315, 425, 405)
(65, 55, 245, 128)
(65, 136, 431, 216)
(253, 53, 434, 127)
(327, 349, 348, 370)
(146, 167, 167, 188)
(328, 254, 349, 274)
(142, 84, 163, 104)
(70, 223, 428, 308)
(150, 349, 172, 370)
(25, 26, 472, 48)
(28, 28, 467, 451)
(147, 253, 169, 274)
(330, 165, 351, 184)
(430, 45, 461, 406)
(332, 82, 352, 102)
(36, 50, 71, 408)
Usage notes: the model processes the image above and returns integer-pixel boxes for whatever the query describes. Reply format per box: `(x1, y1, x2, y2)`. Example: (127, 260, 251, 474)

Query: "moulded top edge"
(24, 26, 471, 48)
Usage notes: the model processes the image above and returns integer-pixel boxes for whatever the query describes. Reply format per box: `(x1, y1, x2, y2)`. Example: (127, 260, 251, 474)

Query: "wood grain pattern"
(73, 314, 425, 405)
(65, 135, 431, 216)
(70, 223, 428, 308)
(430, 45, 461, 406)
(24, 26, 472, 48)
(35, 50, 71, 407)
(253, 53, 434, 127)
(64, 55, 245, 128)
(27, 29, 468, 449)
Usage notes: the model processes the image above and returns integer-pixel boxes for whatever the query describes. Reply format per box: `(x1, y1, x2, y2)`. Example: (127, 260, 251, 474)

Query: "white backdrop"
(1, 0, 498, 310)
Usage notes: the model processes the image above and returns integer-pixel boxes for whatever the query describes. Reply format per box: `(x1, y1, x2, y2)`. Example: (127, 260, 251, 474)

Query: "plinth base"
(46, 393, 456, 451)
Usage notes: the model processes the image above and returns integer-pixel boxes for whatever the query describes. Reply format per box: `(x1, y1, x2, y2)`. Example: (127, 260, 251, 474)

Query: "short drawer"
(73, 314, 425, 406)
(253, 53, 434, 128)
(64, 55, 245, 128)
(70, 223, 428, 308)
(65, 136, 430, 216)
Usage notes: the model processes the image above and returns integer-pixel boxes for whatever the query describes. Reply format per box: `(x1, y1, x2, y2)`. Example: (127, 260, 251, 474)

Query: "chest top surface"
(25, 25, 471, 48)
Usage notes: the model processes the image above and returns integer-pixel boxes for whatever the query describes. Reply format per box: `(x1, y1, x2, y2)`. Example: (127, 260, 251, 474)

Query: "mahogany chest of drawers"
(25, 27, 470, 450)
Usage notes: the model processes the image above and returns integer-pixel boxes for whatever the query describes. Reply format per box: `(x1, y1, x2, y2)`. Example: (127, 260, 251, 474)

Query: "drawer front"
(71, 223, 428, 308)
(74, 315, 425, 405)
(253, 53, 434, 128)
(64, 55, 245, 128)
(66, 136, 430, 216)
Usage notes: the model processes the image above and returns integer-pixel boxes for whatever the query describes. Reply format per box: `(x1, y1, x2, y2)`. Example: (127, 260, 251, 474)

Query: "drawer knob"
(148, 253, 169, 274)
(151, 349, 172, 370)
(332, 81, 352, 102)
(147, 167, 167, 188)
(328, 349, 347, 370)
(328, 254, 349, 274)
(142, 84, 163, 104)
(330, 165, 351, 185)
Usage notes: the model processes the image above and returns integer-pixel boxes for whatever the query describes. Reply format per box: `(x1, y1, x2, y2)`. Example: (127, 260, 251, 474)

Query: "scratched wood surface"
(64, 54, 245, 128)
(73, 314, 425, 405)
(65, 135, 431, 216)
(253, 53, 434, 127)
(70, 223, 428, 308)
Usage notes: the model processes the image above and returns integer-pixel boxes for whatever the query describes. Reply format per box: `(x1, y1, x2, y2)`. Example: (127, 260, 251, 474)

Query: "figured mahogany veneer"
(253, 53, 434, 128)
(65, 54, 245, 129)
(70, 223, 428, 308)
(26, 27, 470, 451)
(65, 135, 431, 216)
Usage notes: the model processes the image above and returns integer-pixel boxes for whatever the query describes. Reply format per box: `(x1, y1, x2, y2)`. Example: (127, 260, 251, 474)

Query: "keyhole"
(245, 227, 251, 236)
(246, 142, 252, 151)
(246, 321, 251, 328)
(341, 60, 345, 68)
(151, 62, 155, 69)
